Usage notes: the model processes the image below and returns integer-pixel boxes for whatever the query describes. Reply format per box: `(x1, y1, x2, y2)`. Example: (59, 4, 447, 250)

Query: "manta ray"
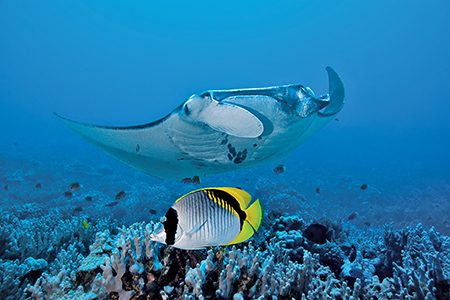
(57, 66, 344, 180)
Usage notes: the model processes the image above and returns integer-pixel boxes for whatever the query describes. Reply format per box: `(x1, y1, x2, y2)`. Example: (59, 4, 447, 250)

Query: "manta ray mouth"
(295, 88, 329, 118)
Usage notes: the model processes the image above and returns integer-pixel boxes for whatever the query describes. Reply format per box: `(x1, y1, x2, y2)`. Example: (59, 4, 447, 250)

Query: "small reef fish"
(63, 191, 73, 198)
(273, 164, 285, 174)
(85, 196, 93, 202)
(105, 201, 119, 207)
(4, 185, 8, 191)
(148, 209, 157, 215)
(151, 187, 263, 250)
(315, 187, 321, 194)
(69, 182, 81, 191)
(181, 176, 201, 184)
(347, 212, 358, 220)
(35, 183, 42, 189)
(192, 176, 200, 185)
(73, 206, 83, 213)
(303, 223, 328, 244)
(181, 177, 193, 184)
(360, 183, 368, 190)
(82, 219, 90, 229)
(115, 191, 126, 200)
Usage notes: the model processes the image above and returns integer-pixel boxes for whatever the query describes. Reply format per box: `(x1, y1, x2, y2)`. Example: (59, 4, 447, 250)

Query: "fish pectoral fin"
(198, 101, 264, 138)
(224, 199, 263, 245)
(186, 220, 208, 237)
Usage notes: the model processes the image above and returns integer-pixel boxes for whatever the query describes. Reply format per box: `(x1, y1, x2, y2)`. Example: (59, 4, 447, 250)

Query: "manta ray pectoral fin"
(319, 66, 345, 117)
(295, 67, 345, 143)
(54, 112, 185, 179)
(197, 101, 264, 138)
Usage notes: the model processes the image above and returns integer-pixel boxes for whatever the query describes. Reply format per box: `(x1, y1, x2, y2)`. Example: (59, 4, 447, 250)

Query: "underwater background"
(1, 1, 449, 299)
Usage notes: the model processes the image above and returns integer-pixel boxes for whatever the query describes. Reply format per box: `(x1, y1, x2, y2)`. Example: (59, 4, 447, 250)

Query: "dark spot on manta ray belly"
(226, 143, 248, 164)
(227, 144, 237, 156)
(233, 149, 248, 164)
(220, 135, 229, 145)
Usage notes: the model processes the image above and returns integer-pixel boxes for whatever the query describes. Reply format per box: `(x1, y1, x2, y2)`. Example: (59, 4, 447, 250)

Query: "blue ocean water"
(1, 1, 449, 299)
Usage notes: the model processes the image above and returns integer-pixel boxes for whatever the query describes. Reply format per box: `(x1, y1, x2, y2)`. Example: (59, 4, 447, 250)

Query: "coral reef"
(0, 205, 117, 300)
(1, 208, 448, 300)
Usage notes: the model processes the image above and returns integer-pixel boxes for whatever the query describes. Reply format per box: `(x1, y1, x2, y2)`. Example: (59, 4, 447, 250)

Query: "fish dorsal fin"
(214, 187, 252, 209)
(197, 99, 264, 138)
(225, 199, 262, 245)
(175, 188, 205, 203)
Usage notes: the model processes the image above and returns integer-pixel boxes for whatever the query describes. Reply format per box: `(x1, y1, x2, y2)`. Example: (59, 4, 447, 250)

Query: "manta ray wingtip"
(54, 112, 74, 123)
(325, 66, 336, 73)
(320, 66, 345, 116)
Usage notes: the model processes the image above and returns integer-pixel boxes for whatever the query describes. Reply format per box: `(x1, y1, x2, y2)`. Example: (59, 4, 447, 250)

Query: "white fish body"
(151, 187, 262, 250)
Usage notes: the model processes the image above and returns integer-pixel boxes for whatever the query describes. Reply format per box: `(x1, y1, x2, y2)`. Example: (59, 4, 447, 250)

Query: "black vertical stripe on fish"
(208, 189, 246, 229)
(190, 193, 197, 230)
(164, 208, 178, 245)
(201, 196, 207, 240)
(193, 196, 199, 234)
(205, 196, 211, 240)
(220, 200, 225, 238)
(197, 194, 204, 235)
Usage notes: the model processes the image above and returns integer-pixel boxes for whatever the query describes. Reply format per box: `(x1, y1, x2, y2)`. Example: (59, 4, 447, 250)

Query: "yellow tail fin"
(245, 199, 263, 232)
(224, 199, 263, 245)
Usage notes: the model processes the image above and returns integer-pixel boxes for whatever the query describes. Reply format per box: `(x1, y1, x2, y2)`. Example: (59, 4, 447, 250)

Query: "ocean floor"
(0, 147, 449, 299)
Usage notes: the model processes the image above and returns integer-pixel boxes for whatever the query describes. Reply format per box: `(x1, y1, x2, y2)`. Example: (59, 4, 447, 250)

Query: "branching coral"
(1, 210, 448, 299)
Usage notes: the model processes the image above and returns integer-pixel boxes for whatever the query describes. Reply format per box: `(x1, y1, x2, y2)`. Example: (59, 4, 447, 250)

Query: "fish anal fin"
(224, 222, 255, 245)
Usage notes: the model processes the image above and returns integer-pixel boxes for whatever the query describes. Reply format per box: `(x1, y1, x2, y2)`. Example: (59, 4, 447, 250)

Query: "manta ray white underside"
(57, 67, 345, 180)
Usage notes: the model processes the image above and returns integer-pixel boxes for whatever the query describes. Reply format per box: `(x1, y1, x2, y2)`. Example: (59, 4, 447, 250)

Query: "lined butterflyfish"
(151, 187, 263, 250)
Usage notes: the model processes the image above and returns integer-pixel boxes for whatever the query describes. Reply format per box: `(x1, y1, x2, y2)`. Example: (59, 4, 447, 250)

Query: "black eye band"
(163, 207, 178, 245)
